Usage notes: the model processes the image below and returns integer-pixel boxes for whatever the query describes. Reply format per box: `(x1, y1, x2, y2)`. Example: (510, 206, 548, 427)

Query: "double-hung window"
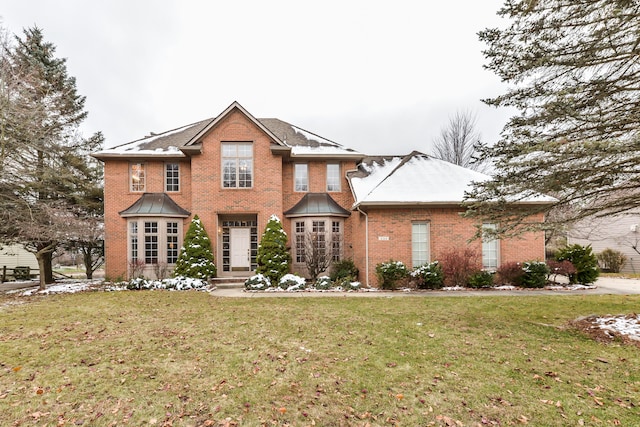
(412, 222, 430, 267)
(482, 223, 499, 270)
(294, 164, 309, 192)
(130, 163, 145, 192)
(165, 163, 180, 192)
(326, 163, 341, 192)
(222, 142, 253, 188)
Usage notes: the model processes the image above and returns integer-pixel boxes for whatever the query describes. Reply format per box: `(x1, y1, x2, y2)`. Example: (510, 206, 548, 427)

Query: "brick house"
(93, 101, 550, 286)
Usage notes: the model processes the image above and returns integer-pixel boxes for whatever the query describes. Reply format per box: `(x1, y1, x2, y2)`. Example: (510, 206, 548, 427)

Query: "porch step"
(211, 277, 248, 289)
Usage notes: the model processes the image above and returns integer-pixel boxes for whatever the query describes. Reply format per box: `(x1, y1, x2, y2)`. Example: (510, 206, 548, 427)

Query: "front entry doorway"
(219, 214, 258, 276)
(230, 228, 251, 271)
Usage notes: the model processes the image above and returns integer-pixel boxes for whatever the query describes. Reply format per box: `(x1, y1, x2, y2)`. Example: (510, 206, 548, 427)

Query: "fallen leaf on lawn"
(13, 366, 22, 372)
(517, 414, 529, 424)
(278, 407, 286, 414)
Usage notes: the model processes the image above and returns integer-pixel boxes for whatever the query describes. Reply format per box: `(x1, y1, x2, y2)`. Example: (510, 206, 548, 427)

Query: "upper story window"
(326, 163, 341, 192)
(130, 163, 145, 192)
(294, 164, 309, 192)
(165, 163, 180, 192)
(222, 142, 253, 188)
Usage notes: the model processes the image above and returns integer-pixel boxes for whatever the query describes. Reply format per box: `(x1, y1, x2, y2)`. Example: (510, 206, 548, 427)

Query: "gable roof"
(92, 101, 362, 160)
(348, 151, 555, 208)
(259, 119, 363, 159)
(119, 193, 191, 218)
(283, 193, 351, 218)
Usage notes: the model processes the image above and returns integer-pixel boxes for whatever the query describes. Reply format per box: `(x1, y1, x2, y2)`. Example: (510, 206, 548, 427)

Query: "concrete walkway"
(210, 276, 640, 297)
(2, 276, 639, 297)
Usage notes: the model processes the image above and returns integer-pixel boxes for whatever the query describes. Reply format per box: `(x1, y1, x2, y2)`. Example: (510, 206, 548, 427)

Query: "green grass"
(0, 292, 638, 426)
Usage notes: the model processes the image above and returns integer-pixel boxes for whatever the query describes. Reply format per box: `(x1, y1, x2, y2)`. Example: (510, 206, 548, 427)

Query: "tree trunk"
(43, 251, 54, 284)
(34, 244, 56, 290)
(83, 249, 93, 280)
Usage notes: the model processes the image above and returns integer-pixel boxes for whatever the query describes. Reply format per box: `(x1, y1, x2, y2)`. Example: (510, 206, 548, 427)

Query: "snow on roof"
(351, 153, 490, 205)
(349, 152, 554, 207)
(93, 120, 210, 157)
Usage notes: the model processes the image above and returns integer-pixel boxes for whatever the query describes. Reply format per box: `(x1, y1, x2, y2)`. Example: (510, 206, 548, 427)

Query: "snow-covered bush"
(375, 260, 409, 290)
(410, 261, 444, 289)
(313, 275, 332, 290)
(279, 273, 306, 291)
(173, 215, 217, 279)
(244, 274, 271, 290)
(256, 215, 291, 284)
(126, 276, 209, 291)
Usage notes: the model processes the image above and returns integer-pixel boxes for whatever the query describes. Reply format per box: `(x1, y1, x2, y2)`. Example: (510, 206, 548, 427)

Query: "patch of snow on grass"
(594, 314, 640, 341)
(21, 281, 92, 296)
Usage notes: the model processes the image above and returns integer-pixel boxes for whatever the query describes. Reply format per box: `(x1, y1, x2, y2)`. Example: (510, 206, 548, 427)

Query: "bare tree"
(304, 231, 333, 281)
(431, 110, 485, 171)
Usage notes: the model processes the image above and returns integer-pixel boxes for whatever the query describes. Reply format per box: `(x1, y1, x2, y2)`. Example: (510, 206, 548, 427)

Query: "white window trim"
(411, 221, 430, 268)
(127, 218, 183, 267)
(165, 162, 180, 192)
(294, 163, 309, 192)
(482, 223, 500, 270)
(326, 163, 341, 192)
(292, 217, 344, 264)
(221, 142, 254, 189)
(130, 163, 145, 192)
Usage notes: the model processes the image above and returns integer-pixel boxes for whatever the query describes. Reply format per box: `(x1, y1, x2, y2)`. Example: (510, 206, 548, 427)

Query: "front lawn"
(0, 292, 638, 426)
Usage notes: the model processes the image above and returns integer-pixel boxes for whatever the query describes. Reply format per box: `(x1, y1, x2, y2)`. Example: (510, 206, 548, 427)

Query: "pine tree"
(465, 1, 640, 237)
(0, 26, 102, 289)
(256, 215, 291, 283)
(173, 215, 217, 279)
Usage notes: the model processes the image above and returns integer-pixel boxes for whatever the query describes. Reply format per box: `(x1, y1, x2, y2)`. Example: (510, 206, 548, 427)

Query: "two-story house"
(93, 101, 550, 286)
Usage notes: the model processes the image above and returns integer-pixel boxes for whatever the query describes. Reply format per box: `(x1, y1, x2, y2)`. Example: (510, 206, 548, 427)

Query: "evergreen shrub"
(279, 273, 306, 291)
(256, 215, 291, 284)
(244, 274, 271, 290)
(173, 215, 217, 280)
(410, 261, 444, 289)
(467, 270, 494, 288)
(375, 260, 409, 290)
(521, 261, 549, 288)
(330, 258, 359, 282)
(314, 276, 332, 290)
(556, 244, 599, 284)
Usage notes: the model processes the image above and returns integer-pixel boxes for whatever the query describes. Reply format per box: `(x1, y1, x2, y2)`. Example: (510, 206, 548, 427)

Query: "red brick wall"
(358, 207, 546, 287)
(282, 160, 358, 276)
(102, 159, 192, 279)
(189, 110, 284, 271)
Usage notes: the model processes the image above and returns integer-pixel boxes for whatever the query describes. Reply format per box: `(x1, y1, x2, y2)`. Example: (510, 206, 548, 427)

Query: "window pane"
(482, 223, 499, 270)
(130, 222, 138, 262)
(131, 163, 145, 192)
(223, 159, 237, 188)
(294, 164, 308, 192)
(412, 222, 429, 267)
(222, 143, 253, 188)
(165, 163, 179, 192)
(327, 164, 340, 192)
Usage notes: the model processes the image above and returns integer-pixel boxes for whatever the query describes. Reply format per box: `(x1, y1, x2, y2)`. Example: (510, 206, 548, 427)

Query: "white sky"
(1, 0, 514, 154)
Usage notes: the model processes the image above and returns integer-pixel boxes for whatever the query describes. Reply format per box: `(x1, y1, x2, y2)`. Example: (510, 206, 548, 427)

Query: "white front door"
(230, 228, 251, 271)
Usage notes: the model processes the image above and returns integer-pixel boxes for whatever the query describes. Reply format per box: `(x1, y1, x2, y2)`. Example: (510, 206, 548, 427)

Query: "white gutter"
(356, 206, 369, 287)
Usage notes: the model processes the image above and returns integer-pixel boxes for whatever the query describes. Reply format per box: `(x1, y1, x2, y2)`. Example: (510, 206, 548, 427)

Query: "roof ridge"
(358, 152, 422, 202)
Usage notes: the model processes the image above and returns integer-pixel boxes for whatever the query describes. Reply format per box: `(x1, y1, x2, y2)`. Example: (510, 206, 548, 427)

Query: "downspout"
(356, 206, 369, 287)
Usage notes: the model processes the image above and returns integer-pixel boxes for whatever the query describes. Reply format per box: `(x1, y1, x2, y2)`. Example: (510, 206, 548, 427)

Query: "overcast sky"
(1, 0, 514, 154)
